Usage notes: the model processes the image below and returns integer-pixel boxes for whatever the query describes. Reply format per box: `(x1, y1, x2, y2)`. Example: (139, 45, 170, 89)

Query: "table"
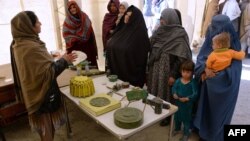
(0, 64, 14, 87)
(60, 74, 178, 141)
(0, 64, 26, 128)
(0, 64, 178, 140)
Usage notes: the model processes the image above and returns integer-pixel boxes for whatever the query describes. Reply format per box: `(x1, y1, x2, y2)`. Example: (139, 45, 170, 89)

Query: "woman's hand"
(168, 77, 175, 86)
(62, 52, 77, 63)
(179, 97, 189, 103)
(124, 11, 132, 24)
(205, 68, 216, 78)
(201, 73, 206, 81)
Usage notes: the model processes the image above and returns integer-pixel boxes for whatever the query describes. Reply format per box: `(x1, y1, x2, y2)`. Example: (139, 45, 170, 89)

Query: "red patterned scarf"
(63, 1, 93, 48)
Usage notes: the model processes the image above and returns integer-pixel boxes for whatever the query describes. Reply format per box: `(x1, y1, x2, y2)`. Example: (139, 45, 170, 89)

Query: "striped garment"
(63, 1, 93, 48)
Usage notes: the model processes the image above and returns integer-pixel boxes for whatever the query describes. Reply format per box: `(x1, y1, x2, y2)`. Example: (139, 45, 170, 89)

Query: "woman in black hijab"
(106, 5, 150, 87)
(147, 8, 192, 126)
(147, 8, 192, 102)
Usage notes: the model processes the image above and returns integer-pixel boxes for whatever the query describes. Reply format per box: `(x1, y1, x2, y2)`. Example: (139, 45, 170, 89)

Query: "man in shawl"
(194, 15, 242, 141)
(201, 0, 219, 37)
(106, 5, 150, 88)
(239, 0, 250, 56)
(63, 1, 98, 67)
(102, 0, 119, 52)
(10, 11, 76, 140)
(147, 8, 192, 126)
(239, 0, 249, 10)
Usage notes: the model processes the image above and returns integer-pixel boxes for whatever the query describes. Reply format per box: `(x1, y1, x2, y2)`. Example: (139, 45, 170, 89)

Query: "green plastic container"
(108, 75, 118, 82)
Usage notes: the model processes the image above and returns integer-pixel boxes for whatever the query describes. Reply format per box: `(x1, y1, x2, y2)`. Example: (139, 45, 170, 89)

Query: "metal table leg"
(62, 95, 72, 138)
(168, 114, 174, 141)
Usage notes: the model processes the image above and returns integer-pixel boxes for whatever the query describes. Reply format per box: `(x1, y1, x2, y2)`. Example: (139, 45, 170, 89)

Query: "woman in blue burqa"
(194, 14, 242, 141)
(106, 5, 150, 87)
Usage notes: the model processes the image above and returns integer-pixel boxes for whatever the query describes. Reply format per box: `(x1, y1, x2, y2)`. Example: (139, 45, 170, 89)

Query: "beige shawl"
(240, 3, 250, 39)
(11, 12, 55, 115)
(201, 0, 219, 37)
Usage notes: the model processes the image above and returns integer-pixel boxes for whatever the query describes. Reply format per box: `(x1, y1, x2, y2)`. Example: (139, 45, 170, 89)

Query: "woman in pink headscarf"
(102, 0, 120, 52)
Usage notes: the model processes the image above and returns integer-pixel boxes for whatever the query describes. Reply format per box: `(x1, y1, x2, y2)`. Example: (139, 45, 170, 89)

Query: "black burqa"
(106, 5, 150, 87)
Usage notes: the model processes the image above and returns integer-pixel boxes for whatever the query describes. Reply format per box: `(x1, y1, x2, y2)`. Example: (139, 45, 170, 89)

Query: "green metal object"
(114, 107, 143, 129)
(126, 88, 148, 101)
(108, 75, 118, 82)
(90, 97, 111, 107)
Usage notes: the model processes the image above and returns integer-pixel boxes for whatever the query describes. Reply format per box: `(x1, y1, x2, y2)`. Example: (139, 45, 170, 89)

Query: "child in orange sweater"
(202, 32, 245, 81)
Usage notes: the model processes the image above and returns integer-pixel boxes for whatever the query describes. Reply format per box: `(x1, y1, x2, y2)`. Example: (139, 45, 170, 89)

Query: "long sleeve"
(231, 50, 245, 60)
(172, 79, 178, 95)
(187, 79, 198, 102)
(52, 58, 69, 78)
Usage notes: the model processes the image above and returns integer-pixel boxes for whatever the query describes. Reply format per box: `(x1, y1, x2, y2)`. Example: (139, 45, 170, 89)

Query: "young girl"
(115, 1, 129, 25)
(172, 60, 198, 141)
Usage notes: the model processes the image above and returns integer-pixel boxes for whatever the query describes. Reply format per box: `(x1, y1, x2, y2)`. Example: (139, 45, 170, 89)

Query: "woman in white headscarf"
(115, 1, 129, 25)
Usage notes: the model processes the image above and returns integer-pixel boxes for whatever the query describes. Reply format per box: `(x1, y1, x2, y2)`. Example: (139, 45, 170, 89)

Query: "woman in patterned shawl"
(147, 8, 192, 102)
(63, 1, 98, 67)
(147, 8, 192, 126)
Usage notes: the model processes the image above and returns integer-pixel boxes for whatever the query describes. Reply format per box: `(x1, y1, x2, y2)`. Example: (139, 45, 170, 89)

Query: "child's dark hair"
(25, 11, 37, 27)
(181, 60, 195, 72)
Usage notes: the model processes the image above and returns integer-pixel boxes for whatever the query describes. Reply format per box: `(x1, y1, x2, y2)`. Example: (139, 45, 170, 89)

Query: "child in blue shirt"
(172, 60, 198, 141)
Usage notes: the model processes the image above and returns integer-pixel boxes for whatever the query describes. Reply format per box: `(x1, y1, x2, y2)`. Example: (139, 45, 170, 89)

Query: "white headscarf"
(120, 1, 129, 10)
(222, 0, 241, 20)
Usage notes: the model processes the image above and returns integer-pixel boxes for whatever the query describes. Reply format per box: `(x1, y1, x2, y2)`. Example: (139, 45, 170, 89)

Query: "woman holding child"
(194, 14, 243, 141)
(106, 5, 150, 88)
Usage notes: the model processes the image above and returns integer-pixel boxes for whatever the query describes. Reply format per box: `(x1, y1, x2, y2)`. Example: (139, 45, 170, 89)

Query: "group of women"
(9, 0, 243, 141)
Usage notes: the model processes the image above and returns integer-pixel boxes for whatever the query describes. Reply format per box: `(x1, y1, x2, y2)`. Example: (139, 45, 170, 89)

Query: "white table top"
(60, 75, 178, 140)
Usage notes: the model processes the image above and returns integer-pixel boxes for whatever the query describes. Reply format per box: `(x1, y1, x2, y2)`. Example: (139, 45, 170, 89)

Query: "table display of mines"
(60, 74, 178, 141)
